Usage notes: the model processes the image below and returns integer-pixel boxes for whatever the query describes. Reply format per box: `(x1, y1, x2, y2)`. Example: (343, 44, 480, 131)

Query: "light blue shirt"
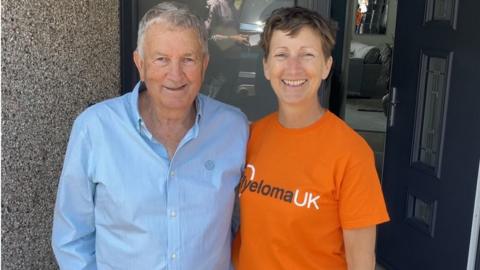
(52, 83, 248, 270)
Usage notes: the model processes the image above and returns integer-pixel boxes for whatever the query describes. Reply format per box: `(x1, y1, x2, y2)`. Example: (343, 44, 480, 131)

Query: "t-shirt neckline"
(271, 110, 332, 134)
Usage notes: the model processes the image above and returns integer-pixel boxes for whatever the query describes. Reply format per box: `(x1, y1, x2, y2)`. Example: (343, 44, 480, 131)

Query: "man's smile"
(163, 84, 187, 91)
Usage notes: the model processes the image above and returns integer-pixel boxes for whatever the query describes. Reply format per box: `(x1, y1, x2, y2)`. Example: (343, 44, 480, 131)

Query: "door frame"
(469, 161, 480, 269)
(120, 0, 139, 94)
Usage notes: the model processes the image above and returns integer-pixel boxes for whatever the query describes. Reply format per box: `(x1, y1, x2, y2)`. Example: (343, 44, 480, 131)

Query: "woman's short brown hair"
(260, 7, 337, 59)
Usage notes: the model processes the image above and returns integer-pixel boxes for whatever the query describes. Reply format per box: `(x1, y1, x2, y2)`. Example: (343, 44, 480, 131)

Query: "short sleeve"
(338, 149, 390, 229)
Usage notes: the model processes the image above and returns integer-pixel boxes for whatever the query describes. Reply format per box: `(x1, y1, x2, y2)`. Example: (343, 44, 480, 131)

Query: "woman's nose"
(285, 56, 303, 75)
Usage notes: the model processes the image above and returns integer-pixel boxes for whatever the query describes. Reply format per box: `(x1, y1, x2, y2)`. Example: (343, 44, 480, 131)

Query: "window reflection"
(355, 0, 388, 35)
(200, 0, 294, 121)
(139, 0, 296, 121)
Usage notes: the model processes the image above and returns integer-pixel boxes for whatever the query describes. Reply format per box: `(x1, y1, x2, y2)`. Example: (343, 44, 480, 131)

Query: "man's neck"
(139, 92, 197, 158)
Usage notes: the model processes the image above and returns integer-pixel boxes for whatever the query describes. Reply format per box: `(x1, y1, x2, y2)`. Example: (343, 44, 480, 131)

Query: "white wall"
(2, 0, 120, 268)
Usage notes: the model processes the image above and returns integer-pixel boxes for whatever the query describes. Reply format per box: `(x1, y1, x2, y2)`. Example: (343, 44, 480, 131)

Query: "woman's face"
(263, 27, 333, 109)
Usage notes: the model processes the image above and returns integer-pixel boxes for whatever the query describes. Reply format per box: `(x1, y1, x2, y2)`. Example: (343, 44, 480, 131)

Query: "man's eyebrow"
(151, 52, 167, 57)
(183, 53, 203, 59)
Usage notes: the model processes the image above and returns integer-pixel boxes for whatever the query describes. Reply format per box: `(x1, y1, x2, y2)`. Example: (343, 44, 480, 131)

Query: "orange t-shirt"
(233, 111, 389, 270)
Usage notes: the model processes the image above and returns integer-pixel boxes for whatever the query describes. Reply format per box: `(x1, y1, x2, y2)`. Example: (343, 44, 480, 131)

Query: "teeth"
(282, 79, 306, 86)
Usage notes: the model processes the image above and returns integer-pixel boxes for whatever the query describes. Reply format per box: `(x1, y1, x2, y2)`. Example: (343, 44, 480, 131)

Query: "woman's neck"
(277, 102, 326, 129)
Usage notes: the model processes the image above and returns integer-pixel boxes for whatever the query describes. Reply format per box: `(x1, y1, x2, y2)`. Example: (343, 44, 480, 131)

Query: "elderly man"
(52, 2, 248, 269)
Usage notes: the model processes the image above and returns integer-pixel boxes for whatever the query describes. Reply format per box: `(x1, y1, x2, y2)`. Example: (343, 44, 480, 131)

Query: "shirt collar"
(129, 81, 203, 134)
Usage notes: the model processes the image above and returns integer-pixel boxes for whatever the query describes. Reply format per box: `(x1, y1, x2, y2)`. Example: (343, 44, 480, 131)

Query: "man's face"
(134, 23, 209, 111)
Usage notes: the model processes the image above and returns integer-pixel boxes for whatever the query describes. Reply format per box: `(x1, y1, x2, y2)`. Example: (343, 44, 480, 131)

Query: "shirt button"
(171, 253, 177, 260)
(170, 210, 176, 218)
(170, 171, 175, 177)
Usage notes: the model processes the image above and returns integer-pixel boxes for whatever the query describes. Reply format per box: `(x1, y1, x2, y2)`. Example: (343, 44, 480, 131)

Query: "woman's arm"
(343, 226, 377, 270)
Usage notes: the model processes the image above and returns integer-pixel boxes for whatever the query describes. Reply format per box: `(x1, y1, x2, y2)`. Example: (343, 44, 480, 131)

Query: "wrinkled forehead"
(145, 19, 196, 36)
(145, 20, 204, 47)
(143, 23, 205, 55)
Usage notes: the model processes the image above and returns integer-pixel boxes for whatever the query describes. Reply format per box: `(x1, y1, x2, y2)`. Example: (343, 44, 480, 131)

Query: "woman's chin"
(277, 95, 309, 107)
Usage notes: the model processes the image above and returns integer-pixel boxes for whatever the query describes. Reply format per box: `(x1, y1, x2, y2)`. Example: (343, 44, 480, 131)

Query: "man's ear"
(263, 58, 271, 81)
(202, 54, 210, 78)
(133, 50, 144, 81)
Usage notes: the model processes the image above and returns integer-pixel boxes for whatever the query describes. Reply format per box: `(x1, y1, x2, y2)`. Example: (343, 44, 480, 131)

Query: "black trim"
(328, 0, 347, 116)
(120, 0, 139, 94)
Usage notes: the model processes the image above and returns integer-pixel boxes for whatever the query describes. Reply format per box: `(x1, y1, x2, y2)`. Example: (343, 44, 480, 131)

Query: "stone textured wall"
(2, 1, 120, 268)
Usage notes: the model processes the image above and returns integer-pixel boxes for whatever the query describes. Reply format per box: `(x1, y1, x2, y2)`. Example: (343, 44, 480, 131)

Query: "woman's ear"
(322, 56, 333, 80)
(263, 58, 271, 81)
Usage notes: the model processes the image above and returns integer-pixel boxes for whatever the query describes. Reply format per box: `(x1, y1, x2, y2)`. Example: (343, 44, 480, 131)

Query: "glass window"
(200, 0, 294, 121)
(414, 54, 449, 172)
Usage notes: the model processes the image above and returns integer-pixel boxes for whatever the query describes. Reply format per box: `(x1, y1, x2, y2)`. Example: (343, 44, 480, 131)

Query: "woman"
(234, 7, 389, 270)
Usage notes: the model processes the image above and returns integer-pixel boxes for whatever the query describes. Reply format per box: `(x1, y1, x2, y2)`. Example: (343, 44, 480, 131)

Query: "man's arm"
(343, 226, 377, 270)
(52, 119, 96, 270)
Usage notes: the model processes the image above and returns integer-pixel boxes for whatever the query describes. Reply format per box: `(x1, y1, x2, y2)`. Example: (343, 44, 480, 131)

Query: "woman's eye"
(303, 53, 315, 58)
(274, 53, 287, 59)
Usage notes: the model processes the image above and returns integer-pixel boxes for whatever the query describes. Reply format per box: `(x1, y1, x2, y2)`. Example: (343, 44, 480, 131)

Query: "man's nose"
(167, 61, 185, 81)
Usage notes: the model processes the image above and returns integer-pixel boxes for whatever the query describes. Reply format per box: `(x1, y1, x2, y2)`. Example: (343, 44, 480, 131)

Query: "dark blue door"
(377, 0, 480, 269)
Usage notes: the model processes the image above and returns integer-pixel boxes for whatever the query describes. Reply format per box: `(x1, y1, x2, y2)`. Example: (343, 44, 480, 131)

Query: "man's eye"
(183, 58, 195, 64)
(155, 56, 169, 63)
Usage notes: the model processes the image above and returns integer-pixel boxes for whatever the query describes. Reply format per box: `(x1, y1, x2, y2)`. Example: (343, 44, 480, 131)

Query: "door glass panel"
(200, 0, 295, 121)
(425, 0, 457, 25)
(433, 0, 453, 20)
(413, 54, 449, 173)
(407, 193, 437, 237)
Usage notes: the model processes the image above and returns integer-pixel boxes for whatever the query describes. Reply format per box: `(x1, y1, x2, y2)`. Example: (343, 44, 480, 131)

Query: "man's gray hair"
(136, 2, 209, 57)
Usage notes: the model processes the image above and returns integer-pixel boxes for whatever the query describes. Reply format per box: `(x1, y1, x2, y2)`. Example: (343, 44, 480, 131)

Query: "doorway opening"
(341, 0, 398, 177)
(340, 1, 398, 269)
